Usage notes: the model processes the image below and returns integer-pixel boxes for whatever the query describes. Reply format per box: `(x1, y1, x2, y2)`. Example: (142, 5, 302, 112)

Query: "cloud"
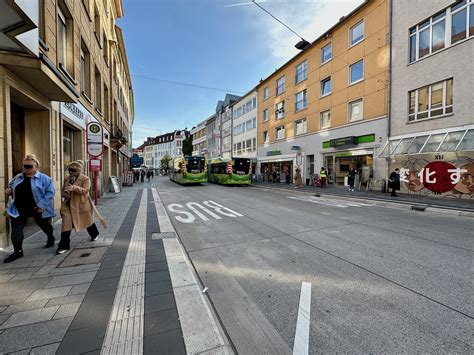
(245, 0, 364, 60)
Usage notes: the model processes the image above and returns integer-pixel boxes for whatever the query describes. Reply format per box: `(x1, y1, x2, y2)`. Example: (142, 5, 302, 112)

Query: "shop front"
(258, 150, 304, 184)
(380, 126, 473, 199)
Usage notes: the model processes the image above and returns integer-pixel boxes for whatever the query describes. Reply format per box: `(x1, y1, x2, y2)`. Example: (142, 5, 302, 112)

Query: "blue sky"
(119, 0, 363, 147)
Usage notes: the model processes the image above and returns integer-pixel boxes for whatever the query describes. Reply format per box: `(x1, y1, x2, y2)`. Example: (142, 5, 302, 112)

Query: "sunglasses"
(68, 168, 77, 173)
(23, 164, 34, 169)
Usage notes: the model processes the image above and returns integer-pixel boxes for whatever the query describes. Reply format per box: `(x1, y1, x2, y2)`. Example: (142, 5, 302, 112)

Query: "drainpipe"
(386, 0, 394, 191)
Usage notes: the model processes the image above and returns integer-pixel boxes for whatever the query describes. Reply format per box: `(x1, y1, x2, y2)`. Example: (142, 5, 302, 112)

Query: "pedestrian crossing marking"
(287, 196, 374, 208)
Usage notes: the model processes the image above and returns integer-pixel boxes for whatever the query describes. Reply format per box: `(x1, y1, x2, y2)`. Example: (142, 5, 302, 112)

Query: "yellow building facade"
(0, 0, 134, 247)
(257, 0, 389, 187)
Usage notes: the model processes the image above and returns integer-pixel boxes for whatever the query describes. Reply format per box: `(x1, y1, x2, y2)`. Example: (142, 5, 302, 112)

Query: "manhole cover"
(152, 232, 177, 240)
(58, 247, 108, 268)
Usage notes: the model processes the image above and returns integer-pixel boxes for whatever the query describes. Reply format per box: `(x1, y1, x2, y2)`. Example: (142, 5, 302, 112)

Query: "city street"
(158, 177, 473, 353)
(0, 176, 472, 354)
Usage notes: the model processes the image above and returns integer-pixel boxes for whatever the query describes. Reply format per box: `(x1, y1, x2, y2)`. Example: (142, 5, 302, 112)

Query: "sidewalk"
(0, 181, 231, 354)
(252, 181, 474, 216)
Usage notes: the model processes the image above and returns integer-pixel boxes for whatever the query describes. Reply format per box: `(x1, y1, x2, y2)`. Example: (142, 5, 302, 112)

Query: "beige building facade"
(0, 0, 134, 247)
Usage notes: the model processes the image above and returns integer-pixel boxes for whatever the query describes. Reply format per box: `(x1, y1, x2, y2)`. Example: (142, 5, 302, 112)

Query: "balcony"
(111, 124, 128, 148)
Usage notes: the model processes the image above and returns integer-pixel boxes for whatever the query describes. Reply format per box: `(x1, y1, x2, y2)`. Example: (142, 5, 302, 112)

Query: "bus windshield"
(186, 157, 205, 173)
(233, 158, 251, 175)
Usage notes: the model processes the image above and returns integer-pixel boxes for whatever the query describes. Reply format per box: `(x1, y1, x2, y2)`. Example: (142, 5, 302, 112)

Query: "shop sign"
(60, 102, 87, 129)
(291, 146, 301, 151)
(330, 136, 357, 148)
(89, 158, 102, 172)
(266, 150, 282, 156)
(334, 149, 372, 157)
(87, 122, 103, 157)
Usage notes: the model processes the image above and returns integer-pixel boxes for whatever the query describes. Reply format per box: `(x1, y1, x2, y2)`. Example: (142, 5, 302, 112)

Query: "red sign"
(89, 158, 102, 172)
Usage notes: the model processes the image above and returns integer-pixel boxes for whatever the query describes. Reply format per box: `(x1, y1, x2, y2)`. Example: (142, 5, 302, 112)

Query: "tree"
(160, 154, 172, 175)
(182, 135, 193, 157)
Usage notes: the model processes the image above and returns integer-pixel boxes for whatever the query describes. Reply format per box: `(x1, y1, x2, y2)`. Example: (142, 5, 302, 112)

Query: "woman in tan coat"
(294, 168, 303, 189)
(57, 160, 100, 254)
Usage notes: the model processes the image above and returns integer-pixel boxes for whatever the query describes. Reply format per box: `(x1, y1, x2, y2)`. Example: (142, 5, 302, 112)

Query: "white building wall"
(232, 91, 257, 159)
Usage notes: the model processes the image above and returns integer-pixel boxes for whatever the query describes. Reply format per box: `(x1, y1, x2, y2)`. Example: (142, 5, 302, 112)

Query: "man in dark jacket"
(389, 168, 401, 197)
(348, 168, 357, 191)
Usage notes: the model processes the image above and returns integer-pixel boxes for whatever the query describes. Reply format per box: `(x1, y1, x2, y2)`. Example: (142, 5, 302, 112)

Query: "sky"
(119, 0, 364, 148)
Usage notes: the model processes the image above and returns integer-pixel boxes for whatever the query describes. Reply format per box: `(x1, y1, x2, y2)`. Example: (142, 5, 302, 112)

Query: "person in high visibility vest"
(320, 167, 328, 188)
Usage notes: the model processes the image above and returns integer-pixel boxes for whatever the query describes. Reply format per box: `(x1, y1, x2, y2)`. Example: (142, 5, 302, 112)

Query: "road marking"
(152, 188, 174, 232)
(293, 282, 312, 355)
(167, 200, 244, 223)
(288, 196, 373, 208)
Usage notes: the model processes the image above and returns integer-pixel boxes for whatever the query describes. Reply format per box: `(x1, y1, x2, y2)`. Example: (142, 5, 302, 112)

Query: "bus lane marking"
(167, 200, 244, 223)
(293, 282, 312, 355)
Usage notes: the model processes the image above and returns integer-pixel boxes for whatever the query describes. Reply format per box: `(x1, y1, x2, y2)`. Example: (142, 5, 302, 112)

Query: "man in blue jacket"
(4, 154, 56, 263)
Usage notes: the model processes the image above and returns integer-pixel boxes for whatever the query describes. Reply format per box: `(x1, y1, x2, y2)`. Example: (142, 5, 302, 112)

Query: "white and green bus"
(207, 157, 252, 185)
(169, 156, 207, 184)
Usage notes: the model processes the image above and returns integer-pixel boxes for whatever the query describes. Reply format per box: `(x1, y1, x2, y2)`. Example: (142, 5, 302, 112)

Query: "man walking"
(389, 168, 401, 197)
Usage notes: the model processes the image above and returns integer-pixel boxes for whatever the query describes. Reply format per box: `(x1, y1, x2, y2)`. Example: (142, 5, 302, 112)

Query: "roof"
(257, 0, 370, 87)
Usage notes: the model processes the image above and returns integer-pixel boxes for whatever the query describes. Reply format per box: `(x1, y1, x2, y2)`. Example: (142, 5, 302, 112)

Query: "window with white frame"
(320, 110, 331, 129)
(58, 3, 74, 75)
(409, 1, 474, 63)
(321, 43, 332, 64)
(263, 87, 269, 100)
(263, 109, 269, 122)
(263, 131, 269, 143)
(408, 78, 453, 121)
(276, 76, 285, 95)
(349, 59, 364, 84)
(295, 60, 308, 84)
(276, 126, 285, 140)
(350, 20, 364, 46)
(276, 101, 285, 119)
(348, 99, 363, 122)
(295, 90, 307, 111)
(80, 41, 91, 98)
(321, 77, 331, 97)
(295, 118, 307, 135)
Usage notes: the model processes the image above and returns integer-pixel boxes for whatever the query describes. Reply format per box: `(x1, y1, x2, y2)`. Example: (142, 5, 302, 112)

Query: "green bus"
(169, 156, 207, 184)
(207, 157, 252, 185)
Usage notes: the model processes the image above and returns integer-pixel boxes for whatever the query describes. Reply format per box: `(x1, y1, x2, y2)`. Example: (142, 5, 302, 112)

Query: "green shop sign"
(323, 134, 375, 149)
(266, 150, 282, 156)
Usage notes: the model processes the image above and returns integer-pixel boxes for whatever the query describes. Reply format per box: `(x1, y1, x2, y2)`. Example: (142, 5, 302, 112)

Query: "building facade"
(380, 0, 474, 198)
(205, 114, 220, 160)
(217, 94, 241, 159)
(191, 120, 207, 156)
(141, 130, 188, 171)
(0, 0, 134, 247)
(257, 0, 389, 186)
(232, 91, 257, 160)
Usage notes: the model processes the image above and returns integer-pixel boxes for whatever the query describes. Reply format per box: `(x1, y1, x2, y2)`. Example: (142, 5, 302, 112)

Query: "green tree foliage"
(160, 154, 172, 175)
(182, 135, 193, 157)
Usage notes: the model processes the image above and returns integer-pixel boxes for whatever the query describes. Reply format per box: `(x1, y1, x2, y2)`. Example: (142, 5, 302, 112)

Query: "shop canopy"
(378, 128, 473, 157)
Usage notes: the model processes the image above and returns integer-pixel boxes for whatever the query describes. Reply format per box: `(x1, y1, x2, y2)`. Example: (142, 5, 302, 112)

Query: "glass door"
(325, 155, 334, 184)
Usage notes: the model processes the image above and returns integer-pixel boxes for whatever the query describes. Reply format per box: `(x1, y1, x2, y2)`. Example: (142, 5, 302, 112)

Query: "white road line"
(288, 196, 347, 208)
(293, 282, 312, 355)
(101, 190, 147, 355)
(151, 188, 174, 232)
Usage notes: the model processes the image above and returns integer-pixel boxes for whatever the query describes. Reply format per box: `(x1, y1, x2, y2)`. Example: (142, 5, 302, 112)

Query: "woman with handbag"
(57, 160, 107, 254)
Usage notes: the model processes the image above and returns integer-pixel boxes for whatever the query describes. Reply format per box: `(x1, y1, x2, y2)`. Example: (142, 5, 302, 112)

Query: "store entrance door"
(325, 155, 334, 184)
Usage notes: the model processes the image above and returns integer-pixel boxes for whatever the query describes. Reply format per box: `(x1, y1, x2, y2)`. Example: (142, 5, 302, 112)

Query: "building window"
(263, 87, 269, 100)
(276, 101, 285, 119)
(295, 118, 307, 135)
(80, 41, 91, 99)
(104, 85, 109, 123)
(94, 5, 101, 43)
(320, 110, 331, 129)
(295, 60, 308, 84)
(408, 78, 453, 121)
(39, 0, 45, 41)
(321, 77, 331, 97)
(350, 20, 364, 46)
(103, 33, 109, 64)
(348, 99, 363, 122)
(263, 131, 269, 143)
(276, 76, 285, 95)
(94, 67, 101, 111)
(409, 2, 473, 63)
(295, 90, 307, 111)
(349, 59, 364, 84)
(263, 109, 269, 122)
(321, 43, 332, 64)
(57, 4, 74, 75)
(276, 126, 285, 140)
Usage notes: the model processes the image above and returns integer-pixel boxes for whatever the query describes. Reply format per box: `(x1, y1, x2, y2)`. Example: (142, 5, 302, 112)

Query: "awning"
(378, 127, 473, 157)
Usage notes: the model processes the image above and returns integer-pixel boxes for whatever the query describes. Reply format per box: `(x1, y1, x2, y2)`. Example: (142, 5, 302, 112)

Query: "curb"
(251, 185, 474, 218)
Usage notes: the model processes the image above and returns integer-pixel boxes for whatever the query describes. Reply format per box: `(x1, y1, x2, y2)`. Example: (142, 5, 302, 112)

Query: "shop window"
(321, 77, 331, 97)
(63, 125, 75, 171)
(320, 110, 331, 129)
(349, 60, 364, 84)
(295, 119, 307, 135)
(295, 60, 308, 84)
(295, 90, 307, 111)
(80, 41, 91, 99)
(321, 43, 332, 64)
(276, 76, 285, 96)
(348, 99, 363, 122)
(350, 20, 364, 46)
(408, 78, 453, 121)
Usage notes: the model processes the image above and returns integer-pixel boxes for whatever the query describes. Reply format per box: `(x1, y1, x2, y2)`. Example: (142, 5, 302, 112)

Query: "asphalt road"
(155, 177, 473, 354)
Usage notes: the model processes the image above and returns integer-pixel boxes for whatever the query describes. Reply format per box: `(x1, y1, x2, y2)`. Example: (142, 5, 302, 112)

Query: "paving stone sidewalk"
(0, 187, 137, 354)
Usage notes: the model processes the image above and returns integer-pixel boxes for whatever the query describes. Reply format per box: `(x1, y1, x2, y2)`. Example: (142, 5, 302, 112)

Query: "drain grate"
(152, 232, 177, 240)
(58, 246, 108, 268)
(411, 205, 427, 212)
